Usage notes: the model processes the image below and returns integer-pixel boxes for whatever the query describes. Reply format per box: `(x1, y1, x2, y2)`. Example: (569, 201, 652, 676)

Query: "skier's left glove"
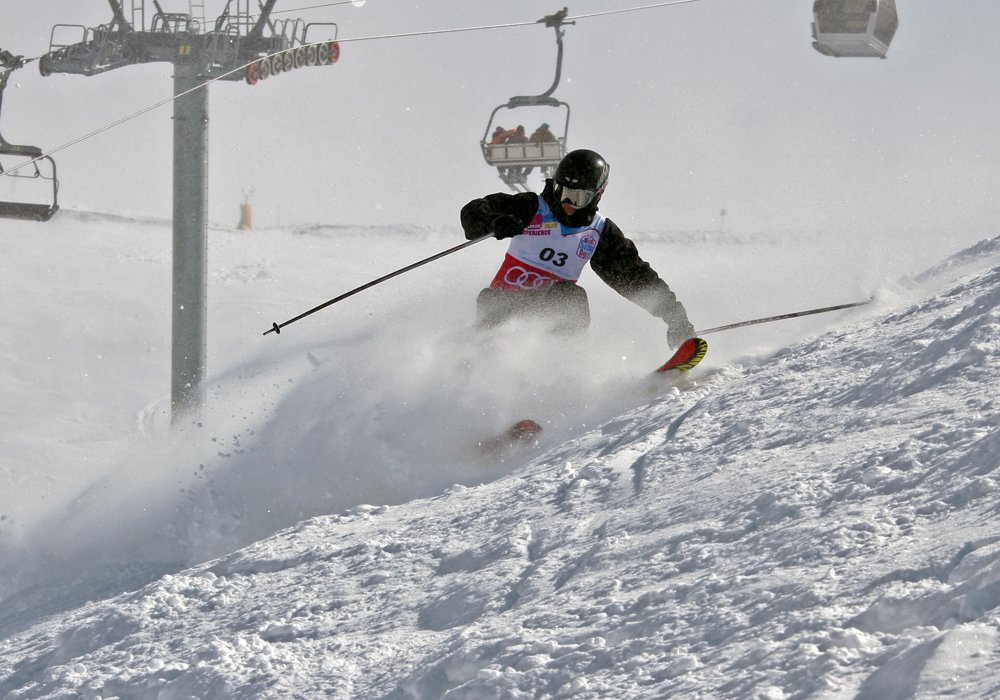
(492, 214, 524, 239)
(667, 318, 696, 349)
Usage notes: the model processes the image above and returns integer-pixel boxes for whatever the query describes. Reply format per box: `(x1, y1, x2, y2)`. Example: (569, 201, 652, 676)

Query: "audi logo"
(503, 266, 556, 290)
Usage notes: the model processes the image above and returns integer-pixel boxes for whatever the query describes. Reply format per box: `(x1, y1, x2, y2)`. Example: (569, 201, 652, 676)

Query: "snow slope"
(0, 212, 997, 698)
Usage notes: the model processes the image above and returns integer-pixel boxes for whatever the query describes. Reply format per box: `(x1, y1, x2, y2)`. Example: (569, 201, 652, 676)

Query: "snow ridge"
(1, 237, 997, 698)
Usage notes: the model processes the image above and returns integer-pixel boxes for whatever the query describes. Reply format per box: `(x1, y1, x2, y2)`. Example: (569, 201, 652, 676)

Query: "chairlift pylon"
(481, 8, 573, 192)
(811, 0, 898, 59)
(0, 50, 59, 222)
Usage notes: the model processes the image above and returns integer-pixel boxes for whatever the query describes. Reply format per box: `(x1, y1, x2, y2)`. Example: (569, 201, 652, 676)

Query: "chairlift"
(0, 146, 59, 223)
(0, 51, 59, 222)
(812, 0, 898, 59)
(481, 8, 573, 192)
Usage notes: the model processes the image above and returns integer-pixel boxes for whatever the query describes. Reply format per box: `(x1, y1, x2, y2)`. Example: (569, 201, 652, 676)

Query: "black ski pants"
(475, 281, 590, 334)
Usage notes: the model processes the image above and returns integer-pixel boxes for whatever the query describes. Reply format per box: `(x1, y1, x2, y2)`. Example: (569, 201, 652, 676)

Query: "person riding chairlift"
(490, 126, 513, 144)
(506, 125, 528, 144)
(530, 123, 557, 144)
(521, 122, 559, 178)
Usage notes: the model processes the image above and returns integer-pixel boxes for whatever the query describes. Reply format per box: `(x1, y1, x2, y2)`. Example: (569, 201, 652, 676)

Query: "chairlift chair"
(480, 8, 574, 192)
(0, 51, 59, 222)
(811, 0, 898, 59)
(0, 144, 59, 222)
(481, 97, 570, 192)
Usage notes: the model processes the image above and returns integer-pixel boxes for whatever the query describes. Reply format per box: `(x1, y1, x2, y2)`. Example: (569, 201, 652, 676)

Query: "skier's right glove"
(460, 200, 495, 239)
(667, 318, 696, 349)
(492, 214, 524, 239)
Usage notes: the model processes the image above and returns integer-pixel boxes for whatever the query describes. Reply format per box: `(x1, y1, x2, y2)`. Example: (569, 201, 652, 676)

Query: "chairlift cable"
(334, 20, 541, 43)
(0, 56, 36, 78)
(3, 56, 259, 177)
(3, 0, 702, 176)
(2, 21, 535, 177)
(271, 1, 366, 14)
(567, 0, 700, 22)
(3, 0, 700, 72)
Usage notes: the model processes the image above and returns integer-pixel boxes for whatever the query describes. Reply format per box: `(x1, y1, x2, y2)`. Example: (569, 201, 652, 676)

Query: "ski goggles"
(557, 185, 598, 209)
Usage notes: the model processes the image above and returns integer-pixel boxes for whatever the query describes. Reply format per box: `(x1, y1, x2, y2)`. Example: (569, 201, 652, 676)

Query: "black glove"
(492, 214, 524, 239)
(667, 318, 696, 349)
(460, 200, 495, 239)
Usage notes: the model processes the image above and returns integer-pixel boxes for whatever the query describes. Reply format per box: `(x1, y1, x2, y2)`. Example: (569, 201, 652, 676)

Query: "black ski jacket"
(460, 183, 691, 330)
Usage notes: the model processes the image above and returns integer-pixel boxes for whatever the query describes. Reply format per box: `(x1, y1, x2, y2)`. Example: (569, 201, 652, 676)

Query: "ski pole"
(264, 233, 495, 336)
(696, 297, 874, 336)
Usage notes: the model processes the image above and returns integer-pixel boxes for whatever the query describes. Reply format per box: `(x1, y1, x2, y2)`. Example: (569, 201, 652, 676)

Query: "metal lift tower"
(38, 0, 341, 424)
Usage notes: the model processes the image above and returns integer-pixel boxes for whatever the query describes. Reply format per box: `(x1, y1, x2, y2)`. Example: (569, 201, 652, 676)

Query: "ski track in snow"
(0, 215, 998, 698)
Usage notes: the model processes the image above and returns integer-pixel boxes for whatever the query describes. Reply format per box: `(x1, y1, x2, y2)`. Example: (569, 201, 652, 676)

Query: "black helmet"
(553, 149, 610, 209)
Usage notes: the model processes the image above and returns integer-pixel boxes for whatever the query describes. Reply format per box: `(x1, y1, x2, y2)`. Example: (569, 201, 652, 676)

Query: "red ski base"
(479, 419, 543, 455)
(477, 341, 705, 455)
(655, 337, 708, 373)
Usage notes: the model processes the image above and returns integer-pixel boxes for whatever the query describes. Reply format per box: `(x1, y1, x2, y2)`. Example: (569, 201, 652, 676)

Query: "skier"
(460, 148, 695, 346)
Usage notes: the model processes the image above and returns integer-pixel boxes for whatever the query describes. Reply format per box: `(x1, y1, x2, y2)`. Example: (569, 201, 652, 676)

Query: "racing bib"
(489, 196, 605, 291)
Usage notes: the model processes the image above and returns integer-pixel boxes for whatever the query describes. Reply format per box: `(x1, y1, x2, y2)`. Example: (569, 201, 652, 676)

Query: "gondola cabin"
(812, 0, 898, 58)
